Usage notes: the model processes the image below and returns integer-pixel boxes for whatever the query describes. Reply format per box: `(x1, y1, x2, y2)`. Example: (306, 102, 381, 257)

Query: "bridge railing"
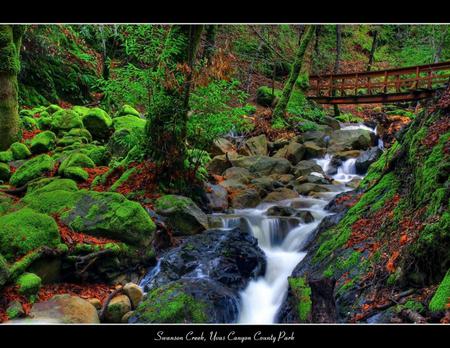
(308, 61, 450, 103)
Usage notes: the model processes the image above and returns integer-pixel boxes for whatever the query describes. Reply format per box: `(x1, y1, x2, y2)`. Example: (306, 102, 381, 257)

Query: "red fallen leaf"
(399, 234, 408, 245)
(386, 251, 400, 273)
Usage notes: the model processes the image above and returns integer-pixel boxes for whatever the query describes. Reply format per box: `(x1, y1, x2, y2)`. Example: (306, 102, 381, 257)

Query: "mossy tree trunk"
(272, 25, 315, 123)
(0, 25, 25, 150)
(145, 25, 204, 185)
(202, 25, 217, 64)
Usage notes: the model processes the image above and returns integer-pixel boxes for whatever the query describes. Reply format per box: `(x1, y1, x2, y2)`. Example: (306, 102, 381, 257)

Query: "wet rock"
(223, 167, 253, 183)
(355, 147, 383, 174)
(230, 189, 260, 209)
(29, 294, 100, 323)
(123, 283, 144, 309)
(274, 142, 306, 165)
(154, 195, 208, 236)
(346, 177, 362, 189)
(140, 227, 266, 293)
(130, 278, 240, 323)
(218, 178, 247, 191)
(294, 183, 330, 195)
(303, 142, 326, 159)
(295, 210, 315, 223)
(231, 156, 292, 176)
(334, 150, 361, 160)
(329, 129, 374, 152)
(263, 188, 298, 202)
(302, 131, 327, 147)
(238, 134, 268, 156)
(271, 138, 290, 152)
(269, 173, 294, 185)
(204, 183, 228, 212)
(104, 294, 132, 323)
(266, 206, 298, 217)
(206, 153, 238, 175)
(250, 176, 277, 195)
(293, 160, 324, 177)
(310, 277, 337, 323)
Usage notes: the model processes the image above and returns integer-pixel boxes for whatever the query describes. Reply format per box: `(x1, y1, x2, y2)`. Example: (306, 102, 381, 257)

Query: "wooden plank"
(308, 90, 437, 104)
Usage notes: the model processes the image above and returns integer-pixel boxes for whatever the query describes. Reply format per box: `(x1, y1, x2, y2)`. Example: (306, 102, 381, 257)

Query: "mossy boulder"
(104, 294, 132, 323)
(154, 195, 208, 236)
(27, 178, 79, 195)
(115, 104, 140, 118)
(62, 167, 89, 182)
(429, 269, 450, 312)
(0, 253, 9, 287)
(82, 108, 112, 141)
(30, 131, 57, 154)
(0, 162, 11, 182)
(0, 150, 13, 163)
(112, 115, 146, 132)
(0, 208, 61, 261)
(10, 142, 32, 160)
(71, 105, 91, 117)
(51, 109, 83, 132)
(0, 192, 14, 216)
(16, 272, 42, 296)
(130, 278, 239, 323)
(20, 116, 38, 131)
(59, 153, 95, 175)
(45, 104, 63, 114)
(9, 154, 54, 187)
(36, 116, 52, 130)
(62, 191, 155, 246)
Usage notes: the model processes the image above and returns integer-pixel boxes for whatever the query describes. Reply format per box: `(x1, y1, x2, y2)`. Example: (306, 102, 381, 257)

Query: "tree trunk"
(272, 25, 315, 123)
(145, 25, 204, 183)
(367, 29, 378, 72)
(333, 25, 342, 116)
(202, 25, 217, 64)
(0, 25, 25, 150)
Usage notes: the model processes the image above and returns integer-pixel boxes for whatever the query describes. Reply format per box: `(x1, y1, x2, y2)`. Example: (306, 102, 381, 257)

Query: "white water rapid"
(224, 122, 378, 324)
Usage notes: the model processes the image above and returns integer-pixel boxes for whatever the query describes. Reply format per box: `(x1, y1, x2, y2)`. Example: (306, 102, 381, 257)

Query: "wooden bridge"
(308, 61, 450, 104)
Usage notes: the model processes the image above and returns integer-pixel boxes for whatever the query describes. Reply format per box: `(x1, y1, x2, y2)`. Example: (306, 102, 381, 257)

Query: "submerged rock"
(355, 147, 383, 174)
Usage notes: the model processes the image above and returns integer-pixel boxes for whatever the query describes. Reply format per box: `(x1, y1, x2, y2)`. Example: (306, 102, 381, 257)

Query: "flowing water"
(140, 123, 379, 324)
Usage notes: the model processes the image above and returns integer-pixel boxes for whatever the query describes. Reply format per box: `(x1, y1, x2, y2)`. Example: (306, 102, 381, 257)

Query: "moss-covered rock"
(429, 269, 450, 312)
(104, 294, 132, 323)
(9, 154, 54, 187)
(27, 177, 79, 194)
(0, 192, 14, 216)
(16, 272, 42, 296)
(0, 162, 11, 182)
(45, 104, 63, 114)
(61, 191, 156, 246)
(112, 116, 146, 132)
(82, 108, 112, 141)
(10, 142, 31, 160)
(59, 152, 95, 175)
(154, 195, 208, 236)
(288, 276, 312, 322)
(50, 109, 83, 133)
(0, 253, 9, 287)
(20, 116, 38, 131)
(115, 104, 140, 118)
(0, 208, 61, 261)
(0, 150, 13, 163)
(29, 131, 57, 154)
(71, 105, 91, 117)
(62, 166, 89, 182)
(256, 86, 281, 107)
(36, 116, 52, 130)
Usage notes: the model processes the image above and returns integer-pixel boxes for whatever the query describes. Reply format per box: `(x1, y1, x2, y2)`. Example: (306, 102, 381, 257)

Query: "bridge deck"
(307, 61, 450, 104)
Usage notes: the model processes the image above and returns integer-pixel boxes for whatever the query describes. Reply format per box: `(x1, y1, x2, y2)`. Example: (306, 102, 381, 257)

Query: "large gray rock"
(204, 183, 228, 212)
(263, 188, 298, 202)
(274, 142, 306, 165)
(355, 147, 383, 174)
(293, 183, 331, 195)
(206, 153, 238, 175)
(303, 142, 326, 159)
(154, 195, 208, 236)
(223, 167, 253, 184)
(321, 116, 340, 130)
(28, 295, 100, 323)
(230, 156, 292, 176)
(302, 131, 327, 147)
(239, 134, 268, 156)
(329, 129, 375, 152)
(210, 138, 236, 157)
(230, 189, 260, 209)
(293, 160, 324, 177)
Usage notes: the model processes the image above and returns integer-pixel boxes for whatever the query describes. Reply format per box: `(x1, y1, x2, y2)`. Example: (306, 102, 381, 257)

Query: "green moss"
(110, 167, 137, 192)
(67, 128, 92, 142)
(10, 142, 31, 160)
(429, 269, 450, 312)
(112, 115, 146, 132)
(81, 108, 112, 141)
(16, 272, 41, 296)
(0, 253, 9, 287)
(62, 166, 88, 182)
(336, 276, 359, 295)
(23, 189, 78, 214)
(0, 208, 61, 261)
(20, 116, 38, 130)
(9, 154, 54, 187)
(0, 162, 11, 182)
(288, 276, 312, 322)
(59, 152, 95, 175)
(71, 105, 90, 117)
(27, 177, 78, 194)
(51, 109, 83, 132)
(29, 130, 57, 154)
(256, 86, 282, 107)
(45, 104, 63, 114)
(154, 195, 191, 211)
(0, 150, 13, 162)
(36, 116, 52, 130)
(133, 282, 207, 323)
(401, 300, 425, 313)
(115, 104, 140, 118)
